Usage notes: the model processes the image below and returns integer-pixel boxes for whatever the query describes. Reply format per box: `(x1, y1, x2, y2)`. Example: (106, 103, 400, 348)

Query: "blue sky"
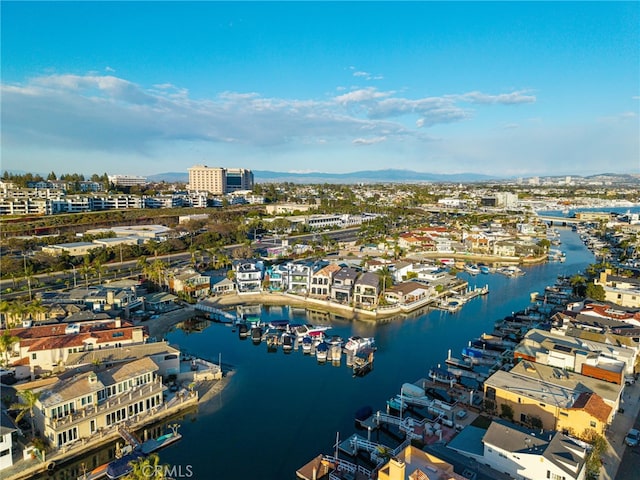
(2, 1, 638, 178)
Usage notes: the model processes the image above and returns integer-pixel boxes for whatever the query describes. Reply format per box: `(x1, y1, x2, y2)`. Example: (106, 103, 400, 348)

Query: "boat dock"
(194, 300, 237, 323)
(435, 284, 488, 312)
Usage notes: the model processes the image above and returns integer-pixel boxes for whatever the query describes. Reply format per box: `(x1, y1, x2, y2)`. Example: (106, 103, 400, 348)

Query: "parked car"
(625, 428, 640, 447)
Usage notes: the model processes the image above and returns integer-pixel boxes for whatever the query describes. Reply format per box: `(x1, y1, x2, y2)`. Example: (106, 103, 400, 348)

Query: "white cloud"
(334, 87, 393, 104)
(1, 73, 541, 165)
(352, 136, 387, 145)
(455, 90, 536, 105)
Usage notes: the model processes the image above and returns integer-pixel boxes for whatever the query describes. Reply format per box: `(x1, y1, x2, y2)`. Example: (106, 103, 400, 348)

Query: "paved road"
(604, 382, 640, 480)
(613, 382, 640, 480)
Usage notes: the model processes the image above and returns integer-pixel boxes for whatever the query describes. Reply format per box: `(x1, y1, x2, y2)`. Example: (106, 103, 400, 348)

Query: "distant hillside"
(146, 169, 496, 184)
(146, 172, 189, 183)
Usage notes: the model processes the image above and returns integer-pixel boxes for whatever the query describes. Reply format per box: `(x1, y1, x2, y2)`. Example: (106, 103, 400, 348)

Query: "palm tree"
(0, 300, 10, 328)
(79, 259, 93, 288)
(125, 453, 167, 480)
(0, 330, 19, 367)
(27, 300, 47, 324)
(24, 264, 35, 301)
(93, 260, 106, 286)
(10, 389, 41, 437)
(376, 266, 393, 295)
(10, 302, 29, 327)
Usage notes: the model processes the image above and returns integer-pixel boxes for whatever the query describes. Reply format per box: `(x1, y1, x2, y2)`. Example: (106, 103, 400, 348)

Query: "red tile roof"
(570, 392, 612, 423)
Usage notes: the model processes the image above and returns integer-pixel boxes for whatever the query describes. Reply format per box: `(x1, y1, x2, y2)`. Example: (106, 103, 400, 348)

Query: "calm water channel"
(45, 227, 595, 480)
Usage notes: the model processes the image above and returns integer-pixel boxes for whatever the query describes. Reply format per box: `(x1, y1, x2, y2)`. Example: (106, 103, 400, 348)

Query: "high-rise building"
(187, 165, 253, 194)
(188, 165, 225, 194)
(225, 168, 254, 192)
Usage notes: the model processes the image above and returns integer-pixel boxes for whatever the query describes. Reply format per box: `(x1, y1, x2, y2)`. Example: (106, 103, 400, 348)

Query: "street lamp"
(66, 263, 77, 288)
(23, 251, 32, 301)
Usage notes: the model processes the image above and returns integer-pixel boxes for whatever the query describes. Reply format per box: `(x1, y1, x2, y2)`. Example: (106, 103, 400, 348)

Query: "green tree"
(585, 283, 606, 301)
(570, 274, 587, 297)
(376, 266, 393, 294)
(10, 389, 41, 437)
(0, 300, 11, 328)
(125, 453, 167, 480)
(0, 330, 19, 367)
(499, 403, 514, 421)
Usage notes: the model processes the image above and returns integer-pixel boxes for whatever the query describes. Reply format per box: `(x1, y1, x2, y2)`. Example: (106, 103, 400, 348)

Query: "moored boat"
(238, 322, 250, 338)
(290, 323, 331, 338)
(464, 264, 480, 275)
(444, 356, 474, 371)
(105, 451, 146, 479)
(281, 332, 294, 352)
(139, 432, 182, 455)
(301, 335, 313, 354)
(428, 366, 457, 385)
(264, 328, 280, 351)
(251, 326, 263, 343)
(79, 462, 109, 480)
(316, 341, 328, 362)
(343, 336, 375, 354)
(352, 347, 375, 376)
(329, 344, 342, 363)
(269, 319, 290, 330)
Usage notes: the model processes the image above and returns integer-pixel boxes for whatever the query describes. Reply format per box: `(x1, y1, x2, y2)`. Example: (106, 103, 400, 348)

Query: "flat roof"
(486, 361, 622, 407)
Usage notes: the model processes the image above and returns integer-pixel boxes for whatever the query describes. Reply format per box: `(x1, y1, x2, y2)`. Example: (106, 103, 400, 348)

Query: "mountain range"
(146, 169, 497, 184)
(145, 169, 640, 185)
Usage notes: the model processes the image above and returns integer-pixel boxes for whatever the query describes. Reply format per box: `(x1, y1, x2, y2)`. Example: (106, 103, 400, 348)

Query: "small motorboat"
(343, 336, 375, 354)
(316, 341, 328, 362)
(301, 335, 313, 354)
(281, 332, 294, 352)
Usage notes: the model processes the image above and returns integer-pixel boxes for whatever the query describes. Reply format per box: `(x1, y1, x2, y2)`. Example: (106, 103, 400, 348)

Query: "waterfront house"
(514, 328, 633, 382)
(483, 361, 619, 435)
(0, 412, 18, 471)
(3, 320, 147, 377)
(447, 419, 587, 480)
(233, 259, 264, 293)
(392, 260, 414, 282)
(66, 342, 222, 383)
(143, 292, 178, 312)
(283, 262, 313, 294)
(167, 268, 211, 299)
(65, 342, 181, 378)
(263, 265, 286, 292)
(32, 357, 163, 450)
(331, 267, 359, 303)
(353, 272, 380, 308)
(383, 281, 432, 306)
(492, 240, 518, 257)
(211, 277, 235, 295)
(310, 263, 341, 298)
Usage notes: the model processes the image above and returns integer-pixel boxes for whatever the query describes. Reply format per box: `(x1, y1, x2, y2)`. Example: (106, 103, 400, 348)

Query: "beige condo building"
(187, 165, 253, 194)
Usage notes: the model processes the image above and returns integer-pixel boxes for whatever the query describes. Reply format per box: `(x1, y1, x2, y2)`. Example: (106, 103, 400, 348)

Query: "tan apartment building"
(187, 165, 253, 194)
(32, 357, 163, 449)
(484, 361, 619, 435)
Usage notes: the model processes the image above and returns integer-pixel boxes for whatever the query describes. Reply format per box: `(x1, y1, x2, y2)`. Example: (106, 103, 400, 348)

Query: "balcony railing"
(46, 378, 164, 430)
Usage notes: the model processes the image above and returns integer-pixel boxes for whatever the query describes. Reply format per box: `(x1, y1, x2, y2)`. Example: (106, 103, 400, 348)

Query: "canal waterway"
(39, 227, 595, 480)
(156, 227, 595, 479)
